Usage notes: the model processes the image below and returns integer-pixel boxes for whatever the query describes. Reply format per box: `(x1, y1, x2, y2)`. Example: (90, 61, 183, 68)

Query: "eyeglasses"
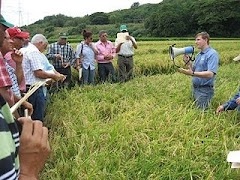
(101, 34, 108, 37)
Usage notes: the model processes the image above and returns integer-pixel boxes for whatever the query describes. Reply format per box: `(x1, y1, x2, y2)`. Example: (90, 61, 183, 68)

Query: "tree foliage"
(89, 12, 109, 25)
(24, 0, 240, 38)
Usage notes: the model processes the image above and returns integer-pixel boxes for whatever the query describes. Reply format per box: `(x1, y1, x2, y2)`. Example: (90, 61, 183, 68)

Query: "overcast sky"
(1, 0, 161, 26)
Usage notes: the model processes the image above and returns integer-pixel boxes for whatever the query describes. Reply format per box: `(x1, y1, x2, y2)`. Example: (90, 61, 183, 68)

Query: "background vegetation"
(21, 0, 240, 40)
(41, 40, 240, 179)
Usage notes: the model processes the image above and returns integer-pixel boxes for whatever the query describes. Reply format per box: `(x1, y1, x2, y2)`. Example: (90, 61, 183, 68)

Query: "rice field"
(41, 40, 240, 179)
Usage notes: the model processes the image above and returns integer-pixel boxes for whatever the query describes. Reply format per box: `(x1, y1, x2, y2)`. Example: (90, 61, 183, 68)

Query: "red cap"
(7, 27, 29, 39)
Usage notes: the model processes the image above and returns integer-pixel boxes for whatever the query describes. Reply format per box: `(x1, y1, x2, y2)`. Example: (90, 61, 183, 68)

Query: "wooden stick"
(10, 78, 52, 114)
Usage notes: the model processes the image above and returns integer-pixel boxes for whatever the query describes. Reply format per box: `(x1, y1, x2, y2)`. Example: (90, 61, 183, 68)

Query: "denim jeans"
(192, 86, 214, 110)
(98, 63, 116, 83)
(82, 67, 95, 85)
(28, 87, 46, 121)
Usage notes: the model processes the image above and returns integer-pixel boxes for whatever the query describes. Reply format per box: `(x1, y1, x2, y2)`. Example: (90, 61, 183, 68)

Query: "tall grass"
(41, 41, 240, 179)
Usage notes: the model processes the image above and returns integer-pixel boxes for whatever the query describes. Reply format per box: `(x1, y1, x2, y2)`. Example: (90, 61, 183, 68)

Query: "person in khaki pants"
(115, 25, 137, 82)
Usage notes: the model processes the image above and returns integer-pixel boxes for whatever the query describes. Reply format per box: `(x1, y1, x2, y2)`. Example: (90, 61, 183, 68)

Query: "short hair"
(31, 34, 48, 44)
(99, 30, 107, 37)
(82, 29, 92, 40)
(195, 32, 210, 44)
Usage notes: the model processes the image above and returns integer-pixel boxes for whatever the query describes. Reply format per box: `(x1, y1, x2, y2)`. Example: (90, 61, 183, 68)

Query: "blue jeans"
(193, 86, 214, 110)
(82, 67, 95, 85)
(28, 87, 46, 121)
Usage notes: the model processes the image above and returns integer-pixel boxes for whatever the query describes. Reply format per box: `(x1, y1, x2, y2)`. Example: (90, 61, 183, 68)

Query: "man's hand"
(216, 105, 224, 114)
(236, 97, 240, 105)
(11, 48, 23, 64)
(104, 54, 113, 60)
(63, 63, 70, 68)
(178, 68, 193, 76)
(126, 35, 132, 41)
(183, 54, 190, 65)
(55, 54, 62, 60)
(22, 101, 33, 116)
(18, 118, 50, 180)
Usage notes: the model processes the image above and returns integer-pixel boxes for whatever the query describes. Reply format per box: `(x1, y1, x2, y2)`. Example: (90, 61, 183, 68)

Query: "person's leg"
(64, 67, 71, 87)
(107, 62, 116, 83)
(88, 68, 95, 85)
(82, 67, 89, 85)
(29, 88, 46, 121)
(126, 57, 134, 81)
(117, 56, 126, 82)
(193, 87, 214, 110)
(98, 63, 107, 83)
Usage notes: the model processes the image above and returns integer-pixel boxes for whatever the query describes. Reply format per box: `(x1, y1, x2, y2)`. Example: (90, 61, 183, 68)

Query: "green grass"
(41, 41, 240, 179)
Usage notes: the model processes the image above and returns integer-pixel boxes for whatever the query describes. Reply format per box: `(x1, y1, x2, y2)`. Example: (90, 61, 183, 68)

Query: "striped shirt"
(5, 61, 21, 98)
(0, 95, 20, 180)
(46, 42, 75, 68)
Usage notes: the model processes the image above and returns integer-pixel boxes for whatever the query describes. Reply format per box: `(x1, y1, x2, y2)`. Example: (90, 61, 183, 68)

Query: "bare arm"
(0, 87, 14, 107)
(130, 38, 137, 49)
(116, 43, 123, 53)
(34, 69, 60, 81)
(11, 49, 24, 84)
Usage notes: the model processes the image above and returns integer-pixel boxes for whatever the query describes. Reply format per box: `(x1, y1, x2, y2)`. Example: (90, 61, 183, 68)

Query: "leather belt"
(118, 54, 133, 58)
(193, 85, 213, 88)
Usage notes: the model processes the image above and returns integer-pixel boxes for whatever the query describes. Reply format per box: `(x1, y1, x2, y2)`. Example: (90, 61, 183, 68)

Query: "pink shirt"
(95, 40, 116, 63)
(5, 52, 26, 92)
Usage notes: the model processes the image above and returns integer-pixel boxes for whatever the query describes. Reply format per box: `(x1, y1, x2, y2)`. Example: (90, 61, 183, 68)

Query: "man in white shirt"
(22, 34, 62, 121)
(115, 25, 137, 82)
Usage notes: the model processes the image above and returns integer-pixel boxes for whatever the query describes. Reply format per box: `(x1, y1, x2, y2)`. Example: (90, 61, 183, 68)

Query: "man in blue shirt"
(216, 90, 240, 113)
(179, 32, 219, 110)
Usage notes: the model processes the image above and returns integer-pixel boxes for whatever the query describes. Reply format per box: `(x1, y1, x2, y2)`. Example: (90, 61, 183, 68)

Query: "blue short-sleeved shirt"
(192, 46, 219, 86)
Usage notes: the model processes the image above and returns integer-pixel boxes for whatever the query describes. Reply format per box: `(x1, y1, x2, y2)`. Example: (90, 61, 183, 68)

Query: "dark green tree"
(89, 12, 109, 25)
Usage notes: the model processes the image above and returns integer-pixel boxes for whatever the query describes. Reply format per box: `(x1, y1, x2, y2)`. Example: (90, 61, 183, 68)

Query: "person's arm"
(179, 55, 214, 78)
(129, 36, 137, 49)
(178, 68, 214, 78)
(11, 49, 24, 84)
(18, 117, 50, 180)
(116, 43, 123, 53)
(34, 69, 61, 82)
(0, 87, 14, 107)
(68, 45, 76, 66)
(90, 43, 98, 55)
(95, 44, 105, 62)
(111, 43, 116, 59)
(216, 92, 240, 113)
(45, 44, 57, 60)
(13, 95, 33, 116)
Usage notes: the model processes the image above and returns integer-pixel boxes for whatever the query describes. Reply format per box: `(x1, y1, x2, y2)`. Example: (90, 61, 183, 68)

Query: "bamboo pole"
(10, 78, 52, 114)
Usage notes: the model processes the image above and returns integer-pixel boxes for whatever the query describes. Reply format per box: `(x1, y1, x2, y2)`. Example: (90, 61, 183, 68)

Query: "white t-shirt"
(115, 36, 136, 56)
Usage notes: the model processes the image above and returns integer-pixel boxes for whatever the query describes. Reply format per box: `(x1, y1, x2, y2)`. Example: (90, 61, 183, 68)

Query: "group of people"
(0, 15, 138, 179)
(1, 13, 240, 179)
(46, 25, 137, 86)
(0, 15, 50, 180)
